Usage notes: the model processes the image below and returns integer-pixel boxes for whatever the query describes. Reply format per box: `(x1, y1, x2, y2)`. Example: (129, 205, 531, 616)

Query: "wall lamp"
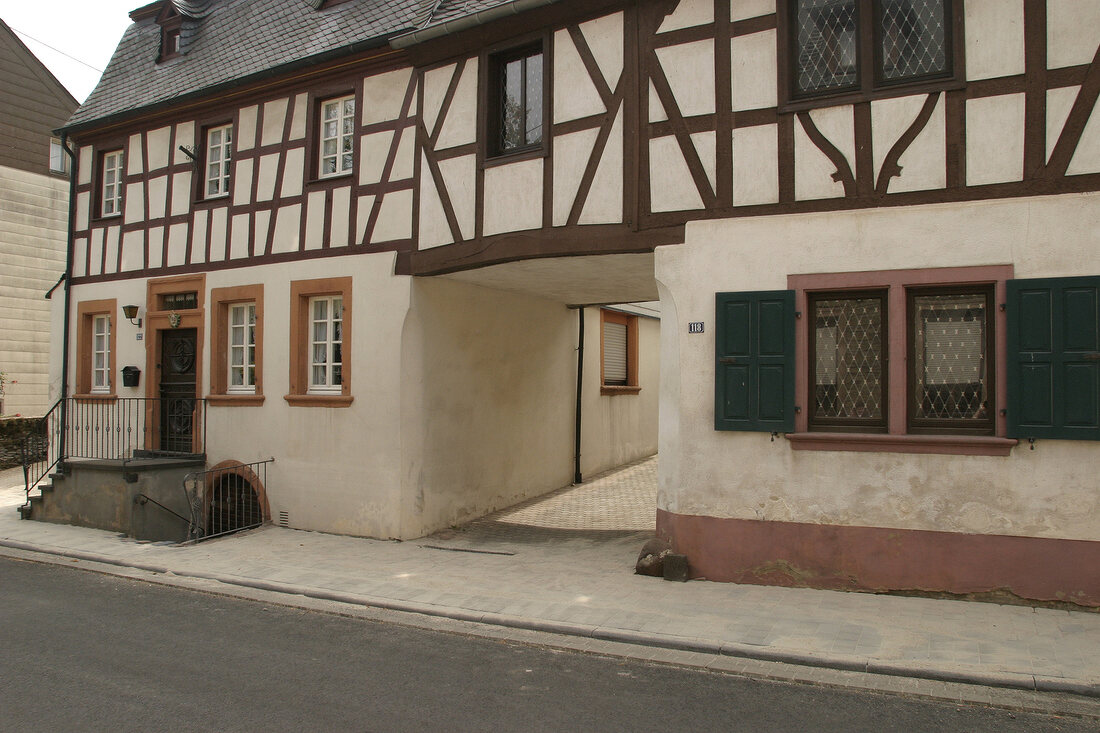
(122, 304, 142, 327)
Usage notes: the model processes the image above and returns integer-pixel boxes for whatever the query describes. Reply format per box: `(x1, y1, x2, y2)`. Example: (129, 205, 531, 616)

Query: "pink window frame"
(786, 265, 1016, 456)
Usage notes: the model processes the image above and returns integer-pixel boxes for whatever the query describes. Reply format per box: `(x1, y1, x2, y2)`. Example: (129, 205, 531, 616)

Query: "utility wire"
(10, 26, 104, 73)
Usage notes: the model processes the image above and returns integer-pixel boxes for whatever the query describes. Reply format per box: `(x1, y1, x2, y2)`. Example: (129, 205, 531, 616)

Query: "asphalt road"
(0, 556, 1093, 733)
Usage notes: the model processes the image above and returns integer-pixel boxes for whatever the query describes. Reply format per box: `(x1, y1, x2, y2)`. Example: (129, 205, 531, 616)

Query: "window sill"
(778, 78, 965, 115)
(601, 385, 641, 396)
(73, 393, 117, 403)
(482, 144, 548, 169)
(284, 393, 353, 408)
(208, 394, 265, 406)
(90, 213, 123, 224)
(786, 432, 1017, 456)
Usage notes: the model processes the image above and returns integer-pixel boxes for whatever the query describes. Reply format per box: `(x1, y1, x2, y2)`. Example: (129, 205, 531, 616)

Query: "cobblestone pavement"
(1, 460, 1098, 717)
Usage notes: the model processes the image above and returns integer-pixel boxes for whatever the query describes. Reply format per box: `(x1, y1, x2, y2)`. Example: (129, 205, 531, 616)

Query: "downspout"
(57, 133, 77, 460)
(573, 307, 584, 484)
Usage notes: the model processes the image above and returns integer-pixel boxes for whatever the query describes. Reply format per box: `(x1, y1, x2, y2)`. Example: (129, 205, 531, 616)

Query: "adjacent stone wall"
(0, 417, 44, 469)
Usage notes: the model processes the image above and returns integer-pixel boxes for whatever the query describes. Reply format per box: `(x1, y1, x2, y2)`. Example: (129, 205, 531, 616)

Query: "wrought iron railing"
(22, 397, 207, 508)
(183, 458, 272, 542)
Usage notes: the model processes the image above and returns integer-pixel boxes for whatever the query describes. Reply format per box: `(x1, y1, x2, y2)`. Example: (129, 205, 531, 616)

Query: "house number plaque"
(688, 322, 704, 333)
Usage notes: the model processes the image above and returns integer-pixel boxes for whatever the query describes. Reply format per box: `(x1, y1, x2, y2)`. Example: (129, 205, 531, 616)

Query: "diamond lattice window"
(878, 0, 948, 81)
(911, 292, 990, 426)
(790, 0, 952, 99)
(811, 294, 885, 429)
(795, 0, 858, 94)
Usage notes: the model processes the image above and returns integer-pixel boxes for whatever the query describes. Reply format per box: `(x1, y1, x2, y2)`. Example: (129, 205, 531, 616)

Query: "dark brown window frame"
(198, 119, 235, 202)
(94, 147, 125, 220)
(776, 0, 965, 112)
(906, 283, 995, 436)
(157, 5, 183, 63)
(482, 35, 551, 164)
(807, 289, 889, 433)
(305, 82, 360, 187)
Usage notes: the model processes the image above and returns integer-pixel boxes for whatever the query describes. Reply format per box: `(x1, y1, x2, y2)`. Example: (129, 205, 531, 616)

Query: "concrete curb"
(2, 537, 1097, 699)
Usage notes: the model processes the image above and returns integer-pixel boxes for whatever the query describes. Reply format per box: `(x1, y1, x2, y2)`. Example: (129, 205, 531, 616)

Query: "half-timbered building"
(27, 0, 1100, 604)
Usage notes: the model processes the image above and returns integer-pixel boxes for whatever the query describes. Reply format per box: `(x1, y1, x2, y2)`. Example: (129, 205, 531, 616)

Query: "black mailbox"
(121, 366, 141, 387)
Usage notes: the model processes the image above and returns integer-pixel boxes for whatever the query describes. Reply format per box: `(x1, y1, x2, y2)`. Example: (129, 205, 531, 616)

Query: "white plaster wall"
(399, 279, 579, 537)
(363, 68, 412, 125)
(579, 11, 623, 91)
(435, 59, 478, 149)
(732, 124, 779, 205)
(553, 128, 600, 226)
(147, 126, 171, 171)
(794, 106, 851, 201)
(579, 109, 624, 225)
(484, 159, 544, 235)
(965, 0, 1025, 81)
(654, 192, 1100, 542)
(731, 30, 777, 112)
(553, 28, 606, 124)
(655, 40, 716, 118)
(659, 0, 712, 33)
(1068, 99, 1100, 176)
(871, 94, 946, 193)
(966, 94, 1025, 185)
(261, 98, 289, 147)
(650, 135, 705, 211)
(1047, 0, 1100, 70)
(578, 307, 660, 476)
(731, 0, 774, 22)
(0, 165, 68, 416)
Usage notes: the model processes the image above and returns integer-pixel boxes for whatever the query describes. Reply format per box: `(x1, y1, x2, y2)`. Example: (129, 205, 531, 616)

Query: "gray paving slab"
(2, 458, 1099, 706)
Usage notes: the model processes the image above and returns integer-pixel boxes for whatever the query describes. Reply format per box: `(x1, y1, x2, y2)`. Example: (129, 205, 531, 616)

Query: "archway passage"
(208, 472, 263, 536)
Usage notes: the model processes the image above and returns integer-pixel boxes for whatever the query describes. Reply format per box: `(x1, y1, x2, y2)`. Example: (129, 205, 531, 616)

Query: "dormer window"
(157, 3, 185, 62)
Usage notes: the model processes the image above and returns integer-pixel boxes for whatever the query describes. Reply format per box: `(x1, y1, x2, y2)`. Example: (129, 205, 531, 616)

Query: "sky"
(2, 0, 139, 103)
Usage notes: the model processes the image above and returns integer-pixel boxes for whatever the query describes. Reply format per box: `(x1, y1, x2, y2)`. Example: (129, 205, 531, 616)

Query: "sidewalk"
(1, 459, 1098, 715)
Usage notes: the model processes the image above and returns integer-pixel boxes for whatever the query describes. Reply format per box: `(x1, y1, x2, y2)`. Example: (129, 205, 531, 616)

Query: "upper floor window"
(789, 0, 953, 101)
(49, 139, 66, 174)
(205, 124, 233, 198)
(488, 44, 544, 156)
(319, 95, 355, 178)
(100, 150, 124, 217)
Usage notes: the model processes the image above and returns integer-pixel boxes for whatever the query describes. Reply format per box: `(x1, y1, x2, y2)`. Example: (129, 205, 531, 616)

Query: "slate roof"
(63, 0, 541, 133)
(64, 0, 420, 131)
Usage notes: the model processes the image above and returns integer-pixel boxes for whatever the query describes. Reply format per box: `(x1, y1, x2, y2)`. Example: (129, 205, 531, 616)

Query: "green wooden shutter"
(1007, 276, 1100, 440)
(715, 290, 795, 432)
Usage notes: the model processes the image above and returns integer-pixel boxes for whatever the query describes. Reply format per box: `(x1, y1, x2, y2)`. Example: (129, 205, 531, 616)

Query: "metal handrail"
(134, 493, 191, 526)
(22, 397, 208, 508)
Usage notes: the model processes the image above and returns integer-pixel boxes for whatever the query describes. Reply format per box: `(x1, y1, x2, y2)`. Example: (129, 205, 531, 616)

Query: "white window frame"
(318, 96, 355, 178)
(227, 302, 256, 394)
(91, 314, 111, 393)
(49, 139, 66, 174)
(308, 295, 343, 393)
(205, 124, 233, 198)
(101, 150, 124, 217)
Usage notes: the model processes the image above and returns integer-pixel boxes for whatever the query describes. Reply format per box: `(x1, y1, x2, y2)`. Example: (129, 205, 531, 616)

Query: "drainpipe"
(573, 306, 584, 484)
(56, 133, 77, 460)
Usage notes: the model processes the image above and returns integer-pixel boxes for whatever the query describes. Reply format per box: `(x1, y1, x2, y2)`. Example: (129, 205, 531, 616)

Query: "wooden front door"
(158, 328, 197, 453)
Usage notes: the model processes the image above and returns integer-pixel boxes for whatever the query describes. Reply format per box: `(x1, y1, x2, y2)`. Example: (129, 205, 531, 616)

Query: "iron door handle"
(718, 357, 739, 364)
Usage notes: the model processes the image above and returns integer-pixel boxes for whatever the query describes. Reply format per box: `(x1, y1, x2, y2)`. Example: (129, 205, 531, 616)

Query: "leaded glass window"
(791, 0, 951, 98)
(909, 288, 993, 432)
(810, 293, 886, 430)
